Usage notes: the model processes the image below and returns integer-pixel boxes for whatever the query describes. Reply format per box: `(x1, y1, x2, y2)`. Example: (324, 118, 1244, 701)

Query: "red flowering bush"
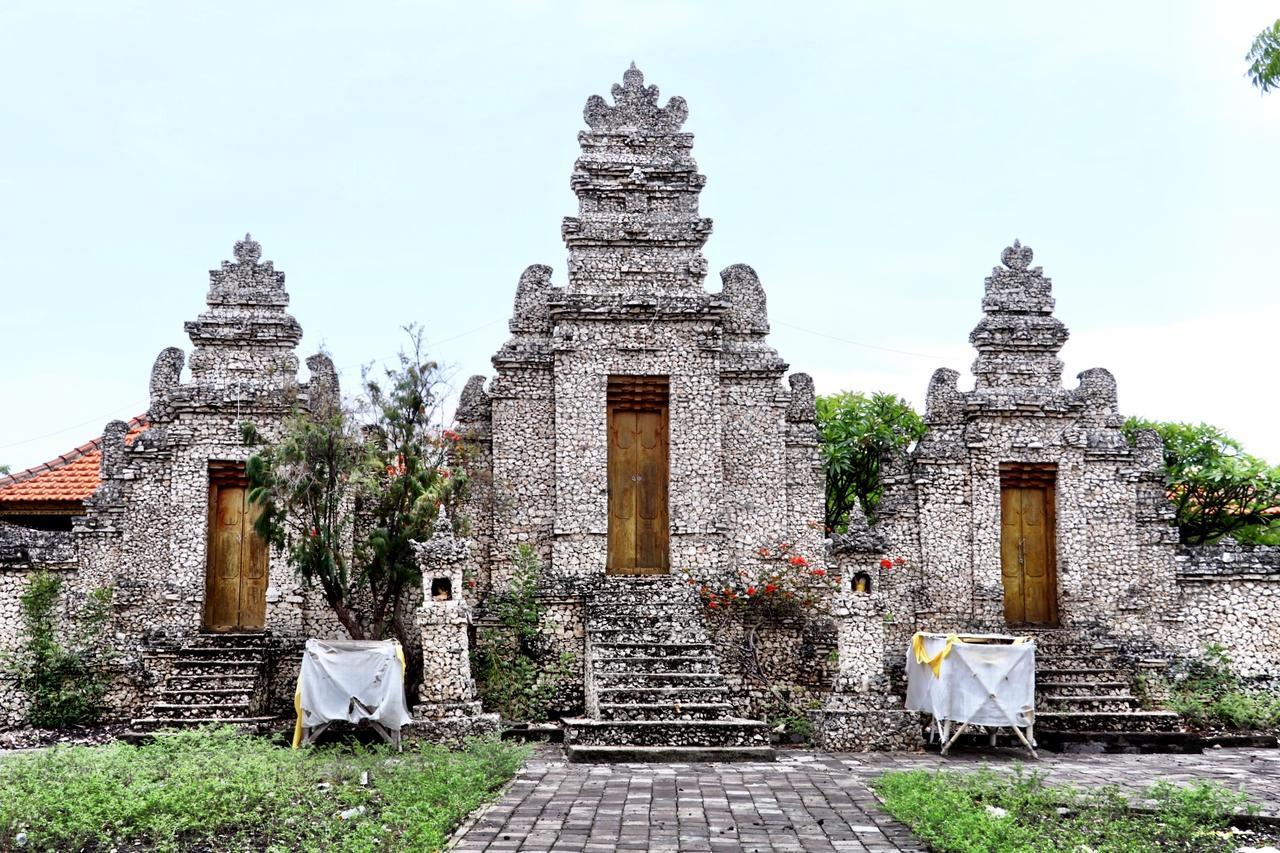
(682, 541, 839, 619)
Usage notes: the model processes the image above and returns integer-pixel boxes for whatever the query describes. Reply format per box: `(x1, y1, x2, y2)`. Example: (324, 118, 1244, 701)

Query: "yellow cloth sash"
(912, 632, 959, 678)
(292, 641, 407, 749)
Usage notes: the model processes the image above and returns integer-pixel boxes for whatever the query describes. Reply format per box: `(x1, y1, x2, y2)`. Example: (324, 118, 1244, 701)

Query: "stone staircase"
(130, 632, 278, 734)
(1029, 629, 1192, 751)
(563, 577, 775, 763)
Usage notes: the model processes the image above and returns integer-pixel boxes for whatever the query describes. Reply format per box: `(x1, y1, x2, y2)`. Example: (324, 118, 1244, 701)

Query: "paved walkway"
(448, 746, 1280, 852)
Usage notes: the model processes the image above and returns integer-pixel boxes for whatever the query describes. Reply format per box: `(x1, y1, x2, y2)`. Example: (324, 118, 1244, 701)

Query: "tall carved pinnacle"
(584, 63, 689, 133)
(969, 240, 1069, 392)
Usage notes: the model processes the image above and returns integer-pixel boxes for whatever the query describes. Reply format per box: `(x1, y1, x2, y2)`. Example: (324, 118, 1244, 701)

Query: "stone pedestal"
(811, 589, 923, 752)
(408, 512, 500, 744)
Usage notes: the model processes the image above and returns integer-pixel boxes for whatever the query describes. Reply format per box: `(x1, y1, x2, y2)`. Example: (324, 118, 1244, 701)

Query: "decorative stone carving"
(148, 347, 184, 418)
(455, 375, 492, 425)
(786, 373, 816, 423)
(304, 353, 340, 416)
(720, 264, 769, 333)
(583, 62, 688, 133)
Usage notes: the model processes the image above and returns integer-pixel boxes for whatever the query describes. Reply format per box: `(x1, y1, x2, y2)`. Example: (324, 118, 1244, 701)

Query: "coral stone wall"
(1174, 542, 1280, 676)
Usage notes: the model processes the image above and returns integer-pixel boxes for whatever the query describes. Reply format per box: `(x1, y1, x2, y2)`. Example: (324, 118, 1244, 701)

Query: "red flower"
(789, 555, 809, 568)
(811, 568, 826, 577)
(893, 556, 908, 567)
(708, 599, 718, 609)
(747, 585, 757, 596)
(879, 558, 893, 569)
(765, 583, 778, 594)
(467, 579, 477, 589)
(309, 527, 318, 538)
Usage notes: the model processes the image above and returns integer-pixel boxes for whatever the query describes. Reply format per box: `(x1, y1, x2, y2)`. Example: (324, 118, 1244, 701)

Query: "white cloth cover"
(298, 639, 412, 732)
(905, 634, 1036, 728)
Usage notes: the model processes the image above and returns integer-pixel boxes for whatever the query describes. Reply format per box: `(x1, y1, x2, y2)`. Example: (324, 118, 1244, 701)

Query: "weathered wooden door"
(607, 376, 670, 575)
(999, 465, 1058, 626)
(204, 463, 268, 631)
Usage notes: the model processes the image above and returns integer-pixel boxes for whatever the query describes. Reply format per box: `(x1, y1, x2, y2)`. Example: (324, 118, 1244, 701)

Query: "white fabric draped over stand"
(293, 639, 412, 748)
(905, 632, 1038, 758)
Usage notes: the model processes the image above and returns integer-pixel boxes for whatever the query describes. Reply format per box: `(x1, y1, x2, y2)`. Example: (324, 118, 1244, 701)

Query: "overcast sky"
(2, 1, 1278, 472)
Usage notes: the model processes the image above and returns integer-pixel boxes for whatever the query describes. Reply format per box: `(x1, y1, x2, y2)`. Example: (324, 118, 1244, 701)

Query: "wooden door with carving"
(606, 376, 670, 575)
(204, 462, 268, 631)
(999, 464, 1059, 626)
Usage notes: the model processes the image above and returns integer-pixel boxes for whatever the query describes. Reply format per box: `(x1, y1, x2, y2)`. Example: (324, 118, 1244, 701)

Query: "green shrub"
(472, 545, 574, 722)
(0, 726, 528, 852)
(1165, 645, 1280, 731)
(0, 571, 114, 728)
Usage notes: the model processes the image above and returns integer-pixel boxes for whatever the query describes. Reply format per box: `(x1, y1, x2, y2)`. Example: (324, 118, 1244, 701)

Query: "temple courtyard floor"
(447, 744, 1280, 852)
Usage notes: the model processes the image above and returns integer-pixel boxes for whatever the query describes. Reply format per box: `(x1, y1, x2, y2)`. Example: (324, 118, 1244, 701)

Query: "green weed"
(0, 726, 528, 852)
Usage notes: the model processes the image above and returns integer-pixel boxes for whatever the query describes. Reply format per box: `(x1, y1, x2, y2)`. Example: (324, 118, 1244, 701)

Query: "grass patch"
(1166, 645, 1280, 732)
(0, 726, 529, 852)
(874, 766, 1257, 853)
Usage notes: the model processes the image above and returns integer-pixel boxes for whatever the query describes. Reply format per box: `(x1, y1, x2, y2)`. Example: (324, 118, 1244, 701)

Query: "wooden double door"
(999, 464, 1059, 626)
(203, 462, 268, 632)
(606, 376, 670, 575)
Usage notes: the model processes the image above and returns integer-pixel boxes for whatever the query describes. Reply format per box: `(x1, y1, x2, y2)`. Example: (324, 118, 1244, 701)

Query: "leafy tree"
(248, 328, 468, 690)
(816, 391, 926, 531)
(0, 464, 10, 475)
(1247, 18, 1280, 94)
(1123, 418, 1280, 545)
(0, 571, 114, 727)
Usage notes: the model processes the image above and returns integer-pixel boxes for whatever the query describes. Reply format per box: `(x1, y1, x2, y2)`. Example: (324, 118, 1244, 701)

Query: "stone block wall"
(1174, 541, 1280, 677)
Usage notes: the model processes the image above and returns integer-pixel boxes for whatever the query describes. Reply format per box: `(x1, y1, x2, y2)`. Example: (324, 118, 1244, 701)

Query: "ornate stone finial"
(584, 63, 689, 132)
(786, 373, 816, 423)
(305, 353, 341, 415)
(148, 347, 185, 410)
(456, 375, 492, 424)
(99, 420, 130, 479)
(924, 367, 965, 425)
(719, 264, 769, 332)
(1000, 239, 1034, 271)
(411, 508, 468, 570)
(233, 233, 262, 265)
(510, 264, 554, 333)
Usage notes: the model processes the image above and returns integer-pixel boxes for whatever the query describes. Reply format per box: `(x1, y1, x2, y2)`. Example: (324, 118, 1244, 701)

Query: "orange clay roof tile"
(0, 416, 149, 505)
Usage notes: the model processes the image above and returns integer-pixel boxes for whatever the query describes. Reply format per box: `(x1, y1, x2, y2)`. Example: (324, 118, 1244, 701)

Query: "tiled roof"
(0, 416, 149, 507)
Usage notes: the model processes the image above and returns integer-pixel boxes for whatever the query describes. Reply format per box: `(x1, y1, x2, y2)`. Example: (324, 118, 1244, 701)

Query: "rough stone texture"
(1, 236, 346, 728)
(1174, 540, 1280, 677)
(411, 510, 500, 739)
(458, 66, 827, 751)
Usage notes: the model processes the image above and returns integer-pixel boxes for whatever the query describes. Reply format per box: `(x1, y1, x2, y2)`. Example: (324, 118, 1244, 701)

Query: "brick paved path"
(449, 746, 1280, 852)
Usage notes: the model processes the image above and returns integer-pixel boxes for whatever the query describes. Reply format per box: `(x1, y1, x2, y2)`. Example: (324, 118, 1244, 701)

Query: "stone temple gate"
(0, 65, 1276, 753)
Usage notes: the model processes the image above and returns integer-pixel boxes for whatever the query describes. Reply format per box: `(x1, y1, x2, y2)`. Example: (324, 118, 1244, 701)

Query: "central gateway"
(453, 64, 828, 760)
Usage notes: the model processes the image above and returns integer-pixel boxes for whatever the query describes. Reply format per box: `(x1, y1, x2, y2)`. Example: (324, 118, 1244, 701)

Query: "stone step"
(151, 703, 254, 719)
(593, 671, 727, 689)
(1035, 710, 1184, 733)
(597, 702, 737, 722)
(166, 675, 258, 691)
(130, 715, 279, 733)
(562, 717, 770, 748)
(591, 642, 713, 659)
(589, 628, 710, 644)
(171, 659, 263, 674)
(1037, 668, 1125, 684)
(170, 646, 267, 661)
(162, 688, 254, 705)
(186, 632, 275, 647)
(1036, 653, 1120, 669)
(1038, 682, 1131, 698)
(596, 686, 729, 704)
(566, 744, 776, 763)
(1040, 695, 1139, 713)
(593, 655, 721, 674)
